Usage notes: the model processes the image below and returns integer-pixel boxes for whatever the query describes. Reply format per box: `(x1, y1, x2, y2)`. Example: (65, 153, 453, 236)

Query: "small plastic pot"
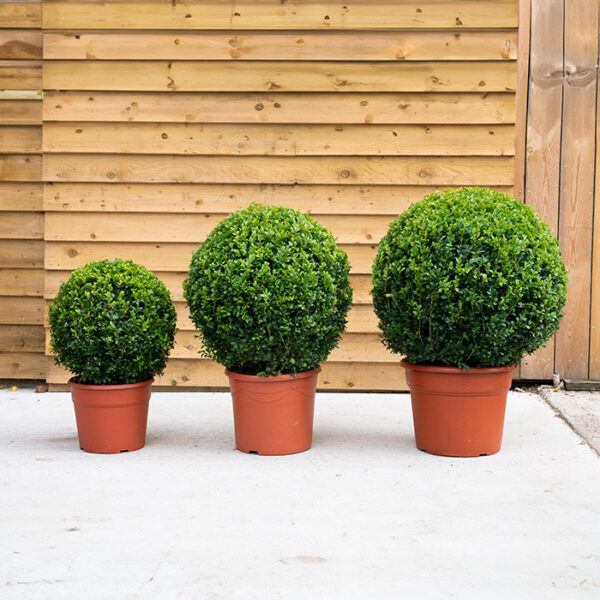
(226, 367, 320, 456)
(69, 378, 152, 454)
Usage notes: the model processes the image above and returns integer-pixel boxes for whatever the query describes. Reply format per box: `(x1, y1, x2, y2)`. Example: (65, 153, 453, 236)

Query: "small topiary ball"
(372, 187, 568, 369)
(48, 258, 177, 385)
(183, 204, 352, 376)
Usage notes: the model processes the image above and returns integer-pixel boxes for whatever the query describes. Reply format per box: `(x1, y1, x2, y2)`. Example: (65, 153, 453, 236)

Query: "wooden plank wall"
(0, 1, 44, 379)
(43, 0, 518, 390)
(40, 0, 519, 390)
(520, 0, 600, 382)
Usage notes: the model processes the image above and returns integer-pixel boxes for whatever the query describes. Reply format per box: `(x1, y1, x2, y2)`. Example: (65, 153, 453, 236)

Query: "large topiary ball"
(183, 204, 352, 376)
(48, 258, 177, 385)
(372, 187, 568, 369)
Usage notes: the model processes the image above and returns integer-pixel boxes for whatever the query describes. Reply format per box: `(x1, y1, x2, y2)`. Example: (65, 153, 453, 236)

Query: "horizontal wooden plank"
(0, 29, 42, 59)
(42, 1, 518, 30)
(43, 182, 515, 215)
(0, 240, 43, 268)
(0, 3, 41, 29)
(44, 212, 389, 245)
(0, 99, 41, 124)
(0, 324, 44, 352)
(44, 241, 378, 273)
(43, 122, 515, 156)
(43, 60, 516, 93)
(0, 295, 43, 324)
(44, 154, 515, 185)
(0, 60, 41, 90)
(0, 211, 43, 239)
(45, 358, 407, 391)
(0, 268, 43, 296)
(0, 351, 44, 379)
(0, 154, 41, 181)
(0, 182, 42, 210)
(45, 270, 374, 304)
(43, 91, 516, 125)
(44, 30, 518, 61)
(0, 125, 41, 153)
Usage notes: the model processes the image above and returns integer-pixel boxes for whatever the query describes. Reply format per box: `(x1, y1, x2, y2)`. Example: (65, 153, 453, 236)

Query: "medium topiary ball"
(372, 187, 568, 368)
(183, 204, 352, 376)
(48, 258, 177, 385)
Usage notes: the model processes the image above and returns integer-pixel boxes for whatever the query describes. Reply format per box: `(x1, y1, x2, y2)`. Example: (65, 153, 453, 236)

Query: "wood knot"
(340, 169, 350, 179)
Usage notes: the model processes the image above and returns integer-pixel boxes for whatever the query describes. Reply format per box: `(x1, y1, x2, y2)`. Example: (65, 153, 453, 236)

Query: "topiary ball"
(48, 258, 177, 385)
(183, 204, 352, 376)
(372, 187, 568, 369)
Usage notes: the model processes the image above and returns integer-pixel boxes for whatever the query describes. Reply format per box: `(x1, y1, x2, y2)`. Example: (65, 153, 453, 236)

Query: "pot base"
(226, 367, 320, 456)
(69, 379, 152, 454)
(402, 360, 513, 457)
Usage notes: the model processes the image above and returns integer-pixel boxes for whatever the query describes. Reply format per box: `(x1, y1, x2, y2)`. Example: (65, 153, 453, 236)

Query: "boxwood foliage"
(48, 258, 177, 385)
(372, 187, 568, 369)
(183, 204, 352, 376)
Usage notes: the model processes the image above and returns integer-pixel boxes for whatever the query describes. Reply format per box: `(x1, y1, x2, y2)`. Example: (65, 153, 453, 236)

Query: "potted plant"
(184, 204, 352, 455)
(48, 258, 177, 453)
(372, 187, 567, 457)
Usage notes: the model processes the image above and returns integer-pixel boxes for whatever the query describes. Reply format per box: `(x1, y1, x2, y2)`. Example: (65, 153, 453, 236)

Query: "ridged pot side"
(69, 379, 153, 454)
(226, 367, 320, 456)
(401, 360, 514, 457)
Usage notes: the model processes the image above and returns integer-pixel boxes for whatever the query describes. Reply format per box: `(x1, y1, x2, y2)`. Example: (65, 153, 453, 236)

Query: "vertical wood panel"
(554, 0, 598, 379)
(520, 0, 563, 380)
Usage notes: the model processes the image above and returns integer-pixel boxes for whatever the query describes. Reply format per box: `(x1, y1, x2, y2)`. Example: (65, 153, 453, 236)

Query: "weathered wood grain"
(0, 351, 44, 378)
(43, 123, 515, 156)
(44, 154, 514, 186)
(0, 240, 43, 268)
(520, 0, 563, 380)
(555, 0, 597, 379)
(0, 296, 43, 324)
(0, 29, 42, 59)
(0, 182, 42, 210)
(0, 324, 44, 352)
(0, 3, 41, 29)
(0, 60, 41, 90)
(42, 1, 518, 31)
(0, 126, 41, 153)
(43, 91, 516, 124)
(43, 183, 514, 215)
(44, 60, 516, 93)
(0, 211, 43, 239)
(44, 30, 518, 61)
(0, 268, 43, 296)
(0, 154, 41, 181)
(0, 99, 41, 124)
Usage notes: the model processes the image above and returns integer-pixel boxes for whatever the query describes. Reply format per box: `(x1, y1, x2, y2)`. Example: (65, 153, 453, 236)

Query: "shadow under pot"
(401, 360, 514, 457)
(226, 367, 320, 456)
(69, 378, 152, 454)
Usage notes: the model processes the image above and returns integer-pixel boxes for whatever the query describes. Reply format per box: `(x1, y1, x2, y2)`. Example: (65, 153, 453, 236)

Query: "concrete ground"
(1, 388, 599, 599)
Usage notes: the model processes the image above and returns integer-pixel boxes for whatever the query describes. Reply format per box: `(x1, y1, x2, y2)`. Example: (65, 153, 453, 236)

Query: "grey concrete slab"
(1, 389, 599, 599)
(541, 388, 600, 455)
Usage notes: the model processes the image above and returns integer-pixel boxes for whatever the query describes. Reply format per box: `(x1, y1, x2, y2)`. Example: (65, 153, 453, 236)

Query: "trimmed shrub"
(48, 258, 177, 384)
(372, 187, 568, 368)
(184, 204, 352, 376)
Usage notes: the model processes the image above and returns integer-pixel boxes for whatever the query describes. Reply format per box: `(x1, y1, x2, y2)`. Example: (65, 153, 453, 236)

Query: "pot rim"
(68, 378, 154, 391)
(225, 366, 321, 382)
(400, 358, 515, 374)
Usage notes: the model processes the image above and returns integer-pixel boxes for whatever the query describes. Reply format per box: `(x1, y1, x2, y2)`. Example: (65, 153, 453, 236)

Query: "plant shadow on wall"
(372, 187, 568, 458)
(48, 259, 177, 454)
(184, 204, 353, 456)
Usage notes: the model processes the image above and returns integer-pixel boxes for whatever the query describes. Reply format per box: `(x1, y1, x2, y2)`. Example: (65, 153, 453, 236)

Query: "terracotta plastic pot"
(69, 378, 152, 454)
(401, 360, 514, 457)
(226, 367, 320, 456)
